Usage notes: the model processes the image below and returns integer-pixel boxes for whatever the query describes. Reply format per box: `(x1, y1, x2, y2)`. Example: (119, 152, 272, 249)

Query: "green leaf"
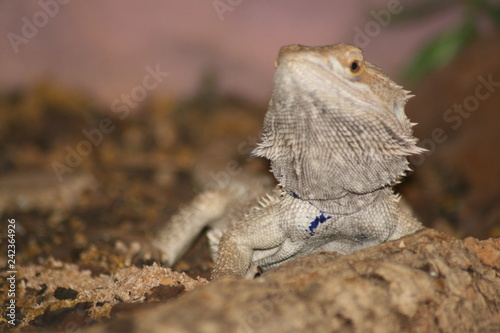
(403, 20, 477, 84)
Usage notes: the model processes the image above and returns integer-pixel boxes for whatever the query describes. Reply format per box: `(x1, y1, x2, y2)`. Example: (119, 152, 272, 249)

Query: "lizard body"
(154, 43, 424, 280)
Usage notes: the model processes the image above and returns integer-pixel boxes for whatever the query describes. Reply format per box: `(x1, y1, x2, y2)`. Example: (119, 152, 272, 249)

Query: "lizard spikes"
(252, 44, 424, 212)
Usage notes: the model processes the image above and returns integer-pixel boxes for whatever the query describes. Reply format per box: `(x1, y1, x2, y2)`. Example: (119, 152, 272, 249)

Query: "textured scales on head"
(252, 43, 424, 213)
(155, 43, 425, 280)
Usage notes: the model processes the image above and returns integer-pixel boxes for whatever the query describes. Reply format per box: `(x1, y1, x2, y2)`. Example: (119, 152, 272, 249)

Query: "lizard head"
(252, 43, 424, 207)
(273, 44, 414, 124)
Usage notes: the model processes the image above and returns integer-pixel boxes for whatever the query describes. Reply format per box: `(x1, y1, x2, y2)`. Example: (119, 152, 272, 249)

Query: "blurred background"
(0, 0, 482, 102)
(1, 0, 500, 328)
(0, 0, 500, 327)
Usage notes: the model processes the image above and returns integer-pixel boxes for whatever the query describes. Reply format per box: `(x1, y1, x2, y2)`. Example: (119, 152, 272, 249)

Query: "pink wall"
(1, 1, 462, 104)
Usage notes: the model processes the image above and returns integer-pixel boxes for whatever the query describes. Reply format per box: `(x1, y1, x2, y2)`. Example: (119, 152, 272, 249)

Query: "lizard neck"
(295, 187, 392, 216)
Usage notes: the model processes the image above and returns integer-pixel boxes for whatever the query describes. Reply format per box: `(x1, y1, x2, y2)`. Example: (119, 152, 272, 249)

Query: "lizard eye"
(350, 60, 360, 73)
(346, 57, 364, 80)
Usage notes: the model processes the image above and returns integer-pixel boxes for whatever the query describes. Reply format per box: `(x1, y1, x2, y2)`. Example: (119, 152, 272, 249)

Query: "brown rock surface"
(1, 262, 207, 330)
(83, 229, 500, 333)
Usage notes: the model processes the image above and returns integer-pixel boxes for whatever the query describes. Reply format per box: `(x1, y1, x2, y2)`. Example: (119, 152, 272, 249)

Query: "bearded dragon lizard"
(154, 43, 425, 280)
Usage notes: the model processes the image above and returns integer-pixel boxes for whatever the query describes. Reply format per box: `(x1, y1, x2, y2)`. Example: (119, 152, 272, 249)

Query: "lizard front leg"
(211, 200, 287, 280)
(210, 231, 254, 280)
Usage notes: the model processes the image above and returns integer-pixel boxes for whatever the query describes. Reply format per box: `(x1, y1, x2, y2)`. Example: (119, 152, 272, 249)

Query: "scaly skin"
(155, 44, 425, 280)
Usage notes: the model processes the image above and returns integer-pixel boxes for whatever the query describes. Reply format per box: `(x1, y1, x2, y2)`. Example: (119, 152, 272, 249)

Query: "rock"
(83, 229, 500, 333)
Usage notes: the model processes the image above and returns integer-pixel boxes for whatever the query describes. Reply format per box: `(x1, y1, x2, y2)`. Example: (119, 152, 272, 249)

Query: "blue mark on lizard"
(354, 233, 369, 243)
(308, 211, 332, 236)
